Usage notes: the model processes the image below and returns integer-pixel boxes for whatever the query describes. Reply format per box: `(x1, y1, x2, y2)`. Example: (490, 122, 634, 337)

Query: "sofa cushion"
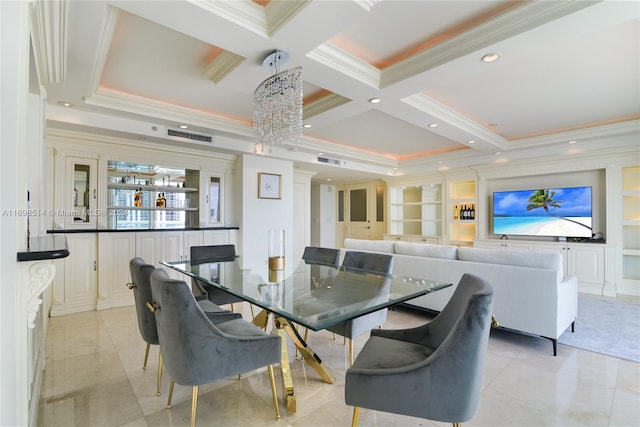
(344, 239, 395, 254)
(394, 241, 458, 260)
(458, 247, 561, 272)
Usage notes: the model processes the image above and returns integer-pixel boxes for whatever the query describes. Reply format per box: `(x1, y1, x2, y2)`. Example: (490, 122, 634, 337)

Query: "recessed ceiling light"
(317, 152, 324, 156)
(481, 53, 500, 63)
(368, 97, 381, 104)
(58, 101, 74, 107)
(327, 178, 332, 182)
(303, 124, 312, 129)
(467, 140, 476, 144)
(495, 151, 502, 155)
(428, 123, 438, 128)
(393, 167, 398, 170)
(179, 124, 188, 129)
(437, 160, 444, 164)
(568, 140, 577, 144)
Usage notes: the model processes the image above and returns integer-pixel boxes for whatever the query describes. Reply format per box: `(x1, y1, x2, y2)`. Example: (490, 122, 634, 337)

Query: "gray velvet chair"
(128, 258, 241, 396)
(302, 246, 340, 266)
(345, 273, 494, 427)
(326, 250, 394, 366)
(149, 268, 281, 427)
(189, 245, 246, 310)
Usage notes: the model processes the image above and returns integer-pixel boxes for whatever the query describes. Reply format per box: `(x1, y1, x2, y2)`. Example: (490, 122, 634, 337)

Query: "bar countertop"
(17, 235, 70, 262)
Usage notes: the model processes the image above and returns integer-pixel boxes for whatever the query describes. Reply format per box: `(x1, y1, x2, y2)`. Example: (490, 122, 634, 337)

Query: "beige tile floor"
(38, 301, 640, 427)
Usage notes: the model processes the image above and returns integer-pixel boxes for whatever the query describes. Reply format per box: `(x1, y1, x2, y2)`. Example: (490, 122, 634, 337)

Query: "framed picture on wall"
(258, 172, 281, 199)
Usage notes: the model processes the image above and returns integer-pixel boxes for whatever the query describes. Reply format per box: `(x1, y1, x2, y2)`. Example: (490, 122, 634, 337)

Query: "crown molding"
(87, 5, 118, 96)
(204, 50, 246, 85)
(196, 1, 267, 37)
(85, 90, 253, 138)
(29, 0, 68, 84)
(304, 93, 351, 119)
(403, 93, 508, 149)
(264, 0, 310, 36)
(509, 120, 640, 148)
(307, 43, 381, 89)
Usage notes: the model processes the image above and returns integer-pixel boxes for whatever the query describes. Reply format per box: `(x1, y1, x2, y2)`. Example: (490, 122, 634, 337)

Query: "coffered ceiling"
(38, 0, 639, 183)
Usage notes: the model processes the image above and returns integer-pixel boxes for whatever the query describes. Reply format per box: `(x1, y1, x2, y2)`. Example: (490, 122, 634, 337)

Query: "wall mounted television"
(493, 186, 593, 238)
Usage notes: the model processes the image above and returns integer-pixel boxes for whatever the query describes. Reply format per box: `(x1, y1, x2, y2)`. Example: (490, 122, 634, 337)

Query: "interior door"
(346, 184, 371, 240)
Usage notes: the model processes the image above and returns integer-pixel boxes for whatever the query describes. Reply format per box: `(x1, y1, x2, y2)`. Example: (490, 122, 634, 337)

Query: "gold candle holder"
(268, 229, 285, 283)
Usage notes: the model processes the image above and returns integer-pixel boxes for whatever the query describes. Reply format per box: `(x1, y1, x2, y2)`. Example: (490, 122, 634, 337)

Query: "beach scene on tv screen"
(493, 187, 593, 238)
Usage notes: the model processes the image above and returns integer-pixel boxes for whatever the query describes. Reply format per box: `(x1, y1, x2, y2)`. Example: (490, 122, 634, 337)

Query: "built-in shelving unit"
(622, 166, 640, 284)
(448, 180, 476, 246)
(389, 183, 442, 238)
(107, 161, 199, 229)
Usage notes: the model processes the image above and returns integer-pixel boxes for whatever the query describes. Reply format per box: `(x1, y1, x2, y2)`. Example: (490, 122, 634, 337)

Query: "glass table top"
(161, 258, 451, 331)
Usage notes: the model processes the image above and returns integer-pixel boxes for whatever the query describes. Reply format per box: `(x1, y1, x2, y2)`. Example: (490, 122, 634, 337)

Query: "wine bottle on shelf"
(138, 188, 144, 207)
(461, 205, 466, 220)
(133, 189, 139, 207)
(161, 192, 166, 208)
(156, 193, 162, 208)
(470, 205, 475, 220)
(453, 205, 459, 220)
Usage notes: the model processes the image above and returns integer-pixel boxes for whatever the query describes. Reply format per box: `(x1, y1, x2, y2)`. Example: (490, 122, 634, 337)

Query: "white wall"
(1, 1, 30, 425)
(236, 154, 294, 275)
(311, 183, 336, 248)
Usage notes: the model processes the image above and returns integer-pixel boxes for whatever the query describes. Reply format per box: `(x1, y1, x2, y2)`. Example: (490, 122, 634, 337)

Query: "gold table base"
(252, 309, 334, 414)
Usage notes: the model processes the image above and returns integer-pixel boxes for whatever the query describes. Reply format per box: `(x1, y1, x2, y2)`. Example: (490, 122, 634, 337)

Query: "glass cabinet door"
(201, 173, 224, 226)
(65, 157, 98, 229)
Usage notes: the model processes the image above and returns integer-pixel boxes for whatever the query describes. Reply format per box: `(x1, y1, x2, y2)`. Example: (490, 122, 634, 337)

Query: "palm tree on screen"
(526, 189, 592, 232)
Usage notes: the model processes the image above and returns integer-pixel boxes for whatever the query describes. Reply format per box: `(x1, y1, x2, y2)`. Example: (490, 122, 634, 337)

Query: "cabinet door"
(476, 241, 532, 252)
(567, 245, 604, 285)
(201, 173, 224, 226)
(184, 230, 204, 260)
(135, 232, 163, 267)
(51, 234, 98, 315)
(162, 231, 185, 279)
(65, 157, 98, 229)
(203, 229, 230, 245)
(98, 232, 136, 309)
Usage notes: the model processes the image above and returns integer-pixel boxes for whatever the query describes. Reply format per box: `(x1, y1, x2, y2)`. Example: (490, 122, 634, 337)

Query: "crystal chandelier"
(253, 50, 303, 154)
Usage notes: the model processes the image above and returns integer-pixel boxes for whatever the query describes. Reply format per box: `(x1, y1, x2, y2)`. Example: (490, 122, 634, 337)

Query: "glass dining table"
(161, 257, 451, 414)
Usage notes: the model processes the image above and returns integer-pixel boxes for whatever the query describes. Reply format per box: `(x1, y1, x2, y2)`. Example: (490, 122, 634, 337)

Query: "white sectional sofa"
(342, 238, 578, 355)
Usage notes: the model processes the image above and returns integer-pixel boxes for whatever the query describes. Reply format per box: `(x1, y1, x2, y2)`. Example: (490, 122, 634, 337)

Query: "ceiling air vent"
(167, 128, 213, 143)
(317, 156, 341, 166)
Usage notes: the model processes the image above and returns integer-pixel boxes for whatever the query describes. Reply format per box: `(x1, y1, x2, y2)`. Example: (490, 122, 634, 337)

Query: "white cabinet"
(63, 157, 98, 229)
(97, 232, 136, 309)
(50, 233, 98, 315)
(535, 243, 605, 287)
(203, 229, 231, 245)
(474, 240, 533, 252)
(475, 239, 606, 290)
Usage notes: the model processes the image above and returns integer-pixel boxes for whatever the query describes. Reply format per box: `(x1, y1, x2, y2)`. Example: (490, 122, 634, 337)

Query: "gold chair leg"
(452, 423, 462, 427)
(143, 343, 150, 369)
(166, 379, 174, 408)
(190, 386, 199, 427)
(349, 339, 354, 367)
(157, 351, 163, 396)
(351, 407, 360, 427)
(230, 303, 235, 313)
(268, 365, 281, 420)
